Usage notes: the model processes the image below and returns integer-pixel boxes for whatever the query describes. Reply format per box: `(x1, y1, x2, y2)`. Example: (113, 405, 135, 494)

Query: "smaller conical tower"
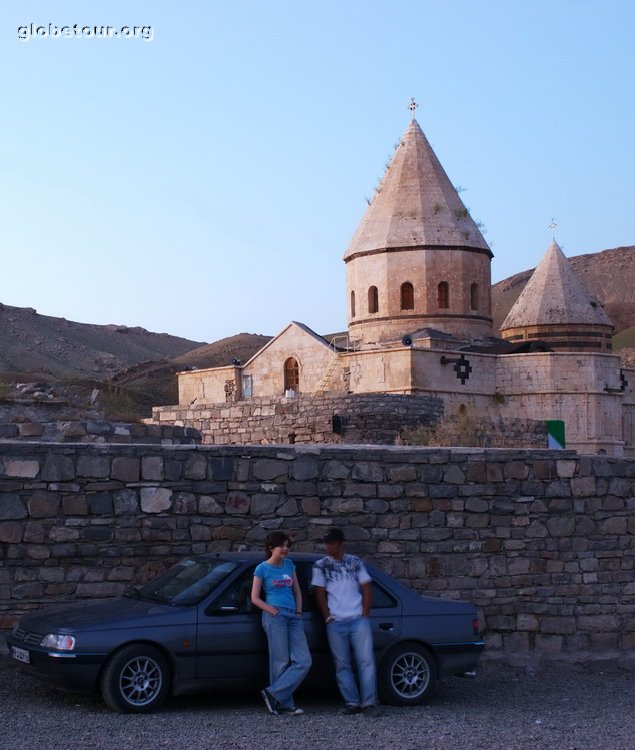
(344, 111, 493, 345)
(500, 240, 613, 352)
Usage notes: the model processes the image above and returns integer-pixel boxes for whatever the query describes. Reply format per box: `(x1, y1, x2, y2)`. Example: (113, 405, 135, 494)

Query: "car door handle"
(379, 623, 394, 631)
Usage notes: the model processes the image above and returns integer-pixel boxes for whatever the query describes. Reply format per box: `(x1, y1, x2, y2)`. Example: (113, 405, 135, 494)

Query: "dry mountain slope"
(0, 303, 204, 379)
(492, 246, 635, 336)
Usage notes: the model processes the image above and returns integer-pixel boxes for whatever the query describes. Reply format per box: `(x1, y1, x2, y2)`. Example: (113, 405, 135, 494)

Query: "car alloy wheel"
(378, 643, 435, 705)
(101, 644, 170, 713)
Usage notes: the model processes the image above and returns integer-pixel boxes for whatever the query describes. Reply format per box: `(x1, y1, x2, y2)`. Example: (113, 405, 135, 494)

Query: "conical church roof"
(501, 240, 612, 329)
(344, 119, 491, 260)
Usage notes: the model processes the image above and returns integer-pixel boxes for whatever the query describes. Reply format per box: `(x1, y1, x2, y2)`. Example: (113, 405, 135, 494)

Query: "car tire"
(100, 644, 170, 713)
(377, 642, 436, 706)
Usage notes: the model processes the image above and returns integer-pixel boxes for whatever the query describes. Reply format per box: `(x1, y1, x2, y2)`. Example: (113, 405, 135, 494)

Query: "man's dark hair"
(322, 528, 345, 544)
(264, 531, 291, 555)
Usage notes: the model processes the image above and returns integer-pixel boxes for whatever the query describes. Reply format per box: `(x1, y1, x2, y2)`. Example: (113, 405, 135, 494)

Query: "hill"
(0, 302, 204, 380)
(492, 246, 635, 337)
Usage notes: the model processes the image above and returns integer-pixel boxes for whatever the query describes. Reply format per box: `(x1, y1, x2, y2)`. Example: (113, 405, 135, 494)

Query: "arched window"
(400, 282, 414, 310)
(350, 290, 356, 318)
(284, 357, 299, 393)
(438, 281, 449, 309)
(470, 283, 478, 311)
(368, 286, 379, 314)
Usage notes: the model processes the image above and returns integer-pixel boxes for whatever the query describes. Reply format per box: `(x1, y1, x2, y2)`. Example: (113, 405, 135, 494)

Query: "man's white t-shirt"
(311, 554, 371, 620)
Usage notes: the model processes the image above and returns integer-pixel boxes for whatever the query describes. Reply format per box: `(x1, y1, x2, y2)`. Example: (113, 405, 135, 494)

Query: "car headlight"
(40, 634, 76, 651)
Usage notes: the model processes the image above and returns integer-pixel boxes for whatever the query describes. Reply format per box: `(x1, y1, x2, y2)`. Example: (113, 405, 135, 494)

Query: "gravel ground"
(0, 652, 633, 750)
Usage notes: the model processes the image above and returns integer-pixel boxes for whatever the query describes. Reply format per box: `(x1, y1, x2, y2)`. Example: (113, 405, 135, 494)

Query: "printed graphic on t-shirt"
(315, 554, 364, 583)
(271, 574, 293, 589)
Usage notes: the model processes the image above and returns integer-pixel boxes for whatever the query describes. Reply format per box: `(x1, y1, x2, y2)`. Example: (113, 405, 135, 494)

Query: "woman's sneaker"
(261, 689, 279, 715)
(278, 707, 305, 715)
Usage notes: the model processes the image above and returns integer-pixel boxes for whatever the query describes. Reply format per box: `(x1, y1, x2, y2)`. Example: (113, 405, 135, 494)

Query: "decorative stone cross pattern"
(620, 370, 628, 392)
(440, 353, 473, 385)
(408, 97, 419, 118)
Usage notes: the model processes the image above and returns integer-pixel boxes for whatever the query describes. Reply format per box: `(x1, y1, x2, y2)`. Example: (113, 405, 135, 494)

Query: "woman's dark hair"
(264, 531, 291, 555)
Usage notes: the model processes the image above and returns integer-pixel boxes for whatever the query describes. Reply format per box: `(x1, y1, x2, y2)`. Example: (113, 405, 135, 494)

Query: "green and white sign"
(546, 420, 565, 449)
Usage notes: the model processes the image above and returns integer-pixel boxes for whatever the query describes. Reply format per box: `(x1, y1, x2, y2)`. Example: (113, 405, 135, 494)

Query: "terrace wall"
(1, 442, 633, 664)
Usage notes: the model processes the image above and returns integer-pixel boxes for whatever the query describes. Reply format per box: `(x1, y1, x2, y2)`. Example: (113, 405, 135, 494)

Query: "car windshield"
(129, 558, 241, 606)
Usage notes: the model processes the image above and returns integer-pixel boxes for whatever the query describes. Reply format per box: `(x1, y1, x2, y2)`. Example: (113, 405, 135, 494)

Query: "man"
(311, 528, 378, 716)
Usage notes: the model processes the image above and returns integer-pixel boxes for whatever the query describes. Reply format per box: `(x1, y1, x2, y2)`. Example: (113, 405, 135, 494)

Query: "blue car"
(7, 552, 484, 713)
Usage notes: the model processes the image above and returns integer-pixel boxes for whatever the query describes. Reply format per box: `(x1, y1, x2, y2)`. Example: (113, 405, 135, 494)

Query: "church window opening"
(470, 283, 479, 311)
(284, 357, 300, 393)
(351, 290, 356, 318)
(242, 374, 253, 398)
(368, 286, 379, 314)
(400, 282, 414, 310)
(438, 281, 449, 309)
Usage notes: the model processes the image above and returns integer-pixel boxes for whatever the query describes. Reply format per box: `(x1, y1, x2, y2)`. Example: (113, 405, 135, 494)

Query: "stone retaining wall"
(1, 442, 633, 664)
(0, 421, 201, 445)
(152, 393, 444, 445)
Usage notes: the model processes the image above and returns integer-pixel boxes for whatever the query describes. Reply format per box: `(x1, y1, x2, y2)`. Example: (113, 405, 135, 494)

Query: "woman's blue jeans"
(326, 616, 377, 707)
(262, 608, 312, 708)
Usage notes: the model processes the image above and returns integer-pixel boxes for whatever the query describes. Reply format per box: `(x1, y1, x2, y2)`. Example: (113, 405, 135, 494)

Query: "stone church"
(154, 115, 635, 456)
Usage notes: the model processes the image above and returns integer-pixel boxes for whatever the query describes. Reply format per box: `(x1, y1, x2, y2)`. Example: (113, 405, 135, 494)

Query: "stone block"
(516, 614, 539, 631)
(112, 489, 139, 515)
(300, 497, 320, 515)
(173, 492, 197, 514)
(199, 496, 223, 514)
(41, 455, 75, 482)
(0, 424, 18, 438)
(577, 615, 617, 631)
(76, 455, 110, 478)
(600, 517, 627, 534)
(140, 487, 172, 513)
(443, 465, 465, 484)
(190, 524, 212, 541)
(142, 456, 164, 481)
(387, 465, 417, 482)
(2, 460, 40, 479)
(253, 459, 288, 481)
(291, 458, 319, 481)
(352, 462, 384, 482)
(556, 460, 577, 478)
(526, 520, 548, 538)
(62, 495, 88, 515)
(87, 492, 113, 515)
(328, 498, 364, 513)
(534, 634, 563, 654)
(49, 526, 80, 542)
(321, 460, 349, 480)
(465, 497, 489, 513)
(504, 461, 529, 480)
(27, 492, 61, 518)
(546, 517, 575, 537)
(540, 617, 576, 634)
(82, 527, 113, 542)
(226, 491, 250, 514)
(112, 457, 140, 482)
(250, 494, 279, 515)
(75, 582, 125, 597)
(0, 522, 23, 543)
(17, 422, 43, 437)
(0, 493, 27, 520)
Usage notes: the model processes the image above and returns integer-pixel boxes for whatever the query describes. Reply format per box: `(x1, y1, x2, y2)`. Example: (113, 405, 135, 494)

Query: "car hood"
(18, 596, 193, 634)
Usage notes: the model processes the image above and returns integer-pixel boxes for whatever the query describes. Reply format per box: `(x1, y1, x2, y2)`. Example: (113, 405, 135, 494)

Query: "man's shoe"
(362, 704, 379, 717)
(339, 704, 361, 715)
(278, 707, 305, 715)
(261, 689, 278, 715)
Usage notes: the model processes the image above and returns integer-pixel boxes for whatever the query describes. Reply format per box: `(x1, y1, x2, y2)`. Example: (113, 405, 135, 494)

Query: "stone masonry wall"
(0, 421, 201, 445)
(1, 442, 633, 664)
(152, 393, 444, 446)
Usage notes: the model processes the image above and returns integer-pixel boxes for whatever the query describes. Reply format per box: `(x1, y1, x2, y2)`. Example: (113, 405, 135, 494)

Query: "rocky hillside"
(0, 303, 204, 380)
(492, 246, 635, 336)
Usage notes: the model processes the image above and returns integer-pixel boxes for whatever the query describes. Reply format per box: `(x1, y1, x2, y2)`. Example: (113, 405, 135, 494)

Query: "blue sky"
(1, 1, 633, 344)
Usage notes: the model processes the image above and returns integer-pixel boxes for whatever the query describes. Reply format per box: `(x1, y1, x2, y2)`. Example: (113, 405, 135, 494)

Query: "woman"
(251, 531, 312, 715)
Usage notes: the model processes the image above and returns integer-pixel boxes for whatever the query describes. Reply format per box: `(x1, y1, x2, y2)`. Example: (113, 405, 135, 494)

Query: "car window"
(133, 558, 241, 606)
(208, 567, 257, 614)
(371, 581, 398, 609)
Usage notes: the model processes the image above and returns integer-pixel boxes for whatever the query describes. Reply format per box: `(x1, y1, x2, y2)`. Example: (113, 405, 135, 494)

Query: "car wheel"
(100, 644, 170, 713)
(378, 643, 436, 705)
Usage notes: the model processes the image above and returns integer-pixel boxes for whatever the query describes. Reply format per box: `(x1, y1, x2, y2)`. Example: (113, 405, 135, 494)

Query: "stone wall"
(152, 393, 444, 446)
(0, 420, 201, 445)
(1, 442, 633, 663)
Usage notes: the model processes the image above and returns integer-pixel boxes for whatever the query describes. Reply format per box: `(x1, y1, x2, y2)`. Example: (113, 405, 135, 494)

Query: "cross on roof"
(408, 97, 419, 119)
(549, 218, 557, 238)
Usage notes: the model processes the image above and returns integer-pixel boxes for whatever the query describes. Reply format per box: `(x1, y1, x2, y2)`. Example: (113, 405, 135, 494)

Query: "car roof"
(199, 552, 322, 562)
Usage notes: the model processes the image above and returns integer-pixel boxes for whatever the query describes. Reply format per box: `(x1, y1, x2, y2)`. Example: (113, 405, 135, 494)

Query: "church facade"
(162, 117, 635, 457)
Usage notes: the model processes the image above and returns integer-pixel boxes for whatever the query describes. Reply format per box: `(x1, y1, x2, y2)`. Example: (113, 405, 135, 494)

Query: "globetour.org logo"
(17, 23, 154, 42)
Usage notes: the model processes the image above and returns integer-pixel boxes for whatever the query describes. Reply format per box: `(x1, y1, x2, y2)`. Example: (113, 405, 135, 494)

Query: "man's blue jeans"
(326, 616, 377, 707)
(262, 608, 312, 708)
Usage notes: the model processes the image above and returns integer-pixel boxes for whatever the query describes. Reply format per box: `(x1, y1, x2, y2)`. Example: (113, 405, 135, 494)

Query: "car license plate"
(11, 646, 30, 664)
